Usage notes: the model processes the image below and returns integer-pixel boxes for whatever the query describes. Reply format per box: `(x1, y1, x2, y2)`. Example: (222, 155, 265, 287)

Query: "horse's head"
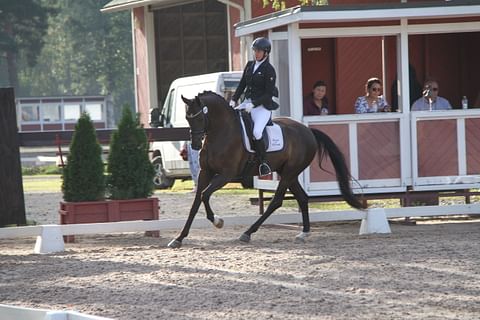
(182, 94, 209, 150)
(182, 92, 233, 150)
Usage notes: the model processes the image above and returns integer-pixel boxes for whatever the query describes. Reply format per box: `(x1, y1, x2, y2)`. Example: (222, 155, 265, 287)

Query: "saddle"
(237, 111, 284, 153)
(240, 111, 272, 148)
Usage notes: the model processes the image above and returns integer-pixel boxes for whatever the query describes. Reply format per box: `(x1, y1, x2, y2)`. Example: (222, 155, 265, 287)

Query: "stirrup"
(259, 162, 271, 177)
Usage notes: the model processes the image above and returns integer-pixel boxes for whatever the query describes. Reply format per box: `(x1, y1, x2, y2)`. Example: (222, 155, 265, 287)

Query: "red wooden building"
(102, 0, 480, 122)
(102, 0, 480, 216)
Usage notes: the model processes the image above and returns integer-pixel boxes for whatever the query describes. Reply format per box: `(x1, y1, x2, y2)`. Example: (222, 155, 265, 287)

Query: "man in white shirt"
(411, 80, 452, 111)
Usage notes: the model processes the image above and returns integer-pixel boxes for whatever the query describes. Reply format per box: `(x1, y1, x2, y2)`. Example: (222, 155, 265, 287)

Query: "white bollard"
(44, 311, 67, 320)
(34, 225, 65, 254)
(359, 208, 391, 235)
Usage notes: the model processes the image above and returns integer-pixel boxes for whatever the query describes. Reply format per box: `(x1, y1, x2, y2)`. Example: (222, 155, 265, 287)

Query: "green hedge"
(106, 106, 154, 199)
(62, 113, 105, 202)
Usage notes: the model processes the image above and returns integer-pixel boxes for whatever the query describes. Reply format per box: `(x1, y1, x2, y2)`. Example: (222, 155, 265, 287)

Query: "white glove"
(229, 100, 236, 108)
(234, 102, 254, 112)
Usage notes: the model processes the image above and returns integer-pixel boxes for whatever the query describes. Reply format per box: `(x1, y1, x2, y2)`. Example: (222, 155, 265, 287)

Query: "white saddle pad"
(239, 116, 284, 153)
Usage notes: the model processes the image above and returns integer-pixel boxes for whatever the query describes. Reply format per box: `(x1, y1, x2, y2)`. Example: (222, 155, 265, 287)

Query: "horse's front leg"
(167, 170, 213, 249)
(201, 174, 230, 228)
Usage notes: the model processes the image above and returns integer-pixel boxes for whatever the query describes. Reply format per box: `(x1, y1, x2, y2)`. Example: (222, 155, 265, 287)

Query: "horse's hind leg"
(239, 180, 289, 243)
(289, 180, 311, 242)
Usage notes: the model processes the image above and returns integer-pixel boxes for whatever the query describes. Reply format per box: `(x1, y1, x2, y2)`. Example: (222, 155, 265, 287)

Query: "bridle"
(185, 100, 209, 146)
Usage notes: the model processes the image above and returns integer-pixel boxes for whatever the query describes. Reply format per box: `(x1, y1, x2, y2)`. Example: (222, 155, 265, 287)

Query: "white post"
(44, 311, 67, 320)
(34, 225, 65, 254)
(359, 208, 391, 235)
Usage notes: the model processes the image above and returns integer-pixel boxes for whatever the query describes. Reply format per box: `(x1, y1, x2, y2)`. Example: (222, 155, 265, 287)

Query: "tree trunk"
(6, 51, 19, 92)
(0, 87, 26, 226)
(4, 22, 19, 92)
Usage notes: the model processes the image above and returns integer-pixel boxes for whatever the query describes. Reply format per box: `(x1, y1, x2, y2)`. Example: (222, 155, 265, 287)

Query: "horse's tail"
(310, 128, 366, 210)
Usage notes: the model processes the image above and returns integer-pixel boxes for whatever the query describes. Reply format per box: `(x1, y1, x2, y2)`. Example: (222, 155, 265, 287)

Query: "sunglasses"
(429, 88, 439, 91)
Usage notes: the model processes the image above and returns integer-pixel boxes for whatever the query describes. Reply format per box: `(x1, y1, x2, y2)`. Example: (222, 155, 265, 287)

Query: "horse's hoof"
(295, 232, 310, 243)
(213, 216, 224, 229)
(167, 239, 182, 249)
(238, 233, 251, 243)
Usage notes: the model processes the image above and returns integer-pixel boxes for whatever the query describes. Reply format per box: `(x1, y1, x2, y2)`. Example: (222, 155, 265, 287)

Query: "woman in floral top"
(355, 77, 390, 113)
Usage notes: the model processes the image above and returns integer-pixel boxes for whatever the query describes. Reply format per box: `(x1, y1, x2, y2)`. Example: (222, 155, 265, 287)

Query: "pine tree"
(62, 112, 105, 202)
(0, 1, 49, 91)
(107, 106, 154, 199)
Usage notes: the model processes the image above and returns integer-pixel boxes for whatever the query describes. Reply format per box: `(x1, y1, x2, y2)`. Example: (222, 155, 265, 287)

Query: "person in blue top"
(411, 79, 452, 111)
(355, 77, 390, 113)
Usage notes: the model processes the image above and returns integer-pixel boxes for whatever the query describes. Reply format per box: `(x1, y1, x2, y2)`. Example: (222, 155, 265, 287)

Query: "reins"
(186, 98, 209, 139)
(186, 92, 238, 139)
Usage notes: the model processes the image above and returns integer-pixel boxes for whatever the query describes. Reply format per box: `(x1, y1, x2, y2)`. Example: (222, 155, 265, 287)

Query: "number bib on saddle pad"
(238, 112, 284, 153)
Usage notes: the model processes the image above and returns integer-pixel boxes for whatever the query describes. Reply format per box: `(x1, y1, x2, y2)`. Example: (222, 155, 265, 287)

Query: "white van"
(150, 71, 242, 188)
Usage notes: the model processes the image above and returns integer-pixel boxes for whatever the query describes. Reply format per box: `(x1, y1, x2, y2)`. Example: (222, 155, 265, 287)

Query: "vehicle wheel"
(152, 156, 174, 189)
(240, 176, 254, 189)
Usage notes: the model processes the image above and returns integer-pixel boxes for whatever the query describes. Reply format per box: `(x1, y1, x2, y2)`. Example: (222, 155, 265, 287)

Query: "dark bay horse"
(167, 91, 366, 248)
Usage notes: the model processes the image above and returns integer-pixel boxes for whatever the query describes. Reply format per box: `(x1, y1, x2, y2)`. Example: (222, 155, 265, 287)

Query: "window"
(42, 104, 61, 122)
(64, 104, 81, 121)
(85, 103, 103, 121)
(21, 105, 40, 122)
(223, 79, 240, 101)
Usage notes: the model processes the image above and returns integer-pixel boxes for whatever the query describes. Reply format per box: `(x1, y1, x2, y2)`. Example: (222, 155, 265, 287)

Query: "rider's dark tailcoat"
(232, 59, 277, 110)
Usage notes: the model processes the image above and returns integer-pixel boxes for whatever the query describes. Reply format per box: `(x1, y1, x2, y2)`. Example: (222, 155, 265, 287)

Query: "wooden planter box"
(59, 197, 159, 243)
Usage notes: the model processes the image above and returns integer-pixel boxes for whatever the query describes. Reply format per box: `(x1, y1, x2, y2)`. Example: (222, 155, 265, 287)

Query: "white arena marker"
(34, 225, 65, 254)
(359, 208, 391, 235)
(44, 311, 67, 320)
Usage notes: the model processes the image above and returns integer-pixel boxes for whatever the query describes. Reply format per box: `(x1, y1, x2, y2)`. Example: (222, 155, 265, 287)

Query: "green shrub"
(22, 166, 42, 175)
(62, 113, 105, 202)
(106, 106, 154, 199)
(22, 165, 63, 176)
(42, 165, 63, 175)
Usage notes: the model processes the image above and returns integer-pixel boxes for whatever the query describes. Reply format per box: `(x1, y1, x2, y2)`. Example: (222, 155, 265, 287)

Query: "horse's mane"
(198, 90, 226, 102)
(197, 91, 235, 115)
(198, 90, 224, 100)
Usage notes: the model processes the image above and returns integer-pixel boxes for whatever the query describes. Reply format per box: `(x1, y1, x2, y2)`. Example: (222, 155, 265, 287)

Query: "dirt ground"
(1, 192, 479, 319)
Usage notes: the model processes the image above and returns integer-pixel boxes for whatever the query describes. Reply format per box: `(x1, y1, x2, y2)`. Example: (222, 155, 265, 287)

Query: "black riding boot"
(253, 139, 272, 176)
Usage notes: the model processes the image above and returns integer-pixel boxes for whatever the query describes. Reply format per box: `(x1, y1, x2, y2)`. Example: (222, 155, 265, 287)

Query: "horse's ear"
(181, 95, 192, 105)
(195, 96, 202, 106)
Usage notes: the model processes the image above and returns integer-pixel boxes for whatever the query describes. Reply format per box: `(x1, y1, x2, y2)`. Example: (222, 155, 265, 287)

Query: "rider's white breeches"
(239, 99, 272, 140)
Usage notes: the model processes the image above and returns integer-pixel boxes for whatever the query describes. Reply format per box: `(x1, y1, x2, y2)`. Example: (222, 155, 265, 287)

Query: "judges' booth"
(235, 2, 480, 213)
(17, 95, 114, 132)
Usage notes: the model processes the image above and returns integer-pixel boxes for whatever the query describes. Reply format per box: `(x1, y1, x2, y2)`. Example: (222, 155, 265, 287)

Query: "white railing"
(410, 109, 480, 191)
(257, 110, 480, 196)
(1, 203, 479, 253)
(0, 304, 112, 320)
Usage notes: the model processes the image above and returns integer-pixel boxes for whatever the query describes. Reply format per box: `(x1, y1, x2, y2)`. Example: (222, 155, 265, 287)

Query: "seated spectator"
(355, 77, 390, 113)
(411, 79, 452, 111)
(303, 80, 329, 115)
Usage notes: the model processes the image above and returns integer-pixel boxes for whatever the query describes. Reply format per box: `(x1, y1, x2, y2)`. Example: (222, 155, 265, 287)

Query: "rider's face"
(253, 49, 265, 61)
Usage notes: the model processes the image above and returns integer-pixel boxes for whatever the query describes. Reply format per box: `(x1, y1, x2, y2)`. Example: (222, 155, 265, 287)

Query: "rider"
(229, 37, 278, 177)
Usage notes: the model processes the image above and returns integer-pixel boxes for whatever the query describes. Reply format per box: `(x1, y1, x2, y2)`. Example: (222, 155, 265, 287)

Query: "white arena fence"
(0, 204, 479, 254)
(0, 304, 112, 320)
